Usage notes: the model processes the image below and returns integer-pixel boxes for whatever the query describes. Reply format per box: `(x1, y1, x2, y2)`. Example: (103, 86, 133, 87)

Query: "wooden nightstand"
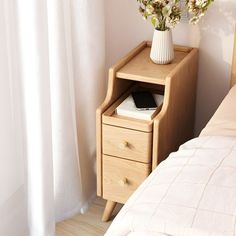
(96, 42, 198, 221)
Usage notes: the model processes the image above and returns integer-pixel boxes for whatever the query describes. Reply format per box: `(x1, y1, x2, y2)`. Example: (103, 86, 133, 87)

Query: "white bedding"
(105, 136, 236, 236)
(201, 85, 236, 137)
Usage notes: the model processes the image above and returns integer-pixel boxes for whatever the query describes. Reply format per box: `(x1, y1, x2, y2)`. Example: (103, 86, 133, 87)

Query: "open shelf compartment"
(102, 82, 165, 133)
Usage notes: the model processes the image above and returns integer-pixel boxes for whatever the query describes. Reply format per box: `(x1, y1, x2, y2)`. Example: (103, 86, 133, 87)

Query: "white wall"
(105, 0, 236, 134)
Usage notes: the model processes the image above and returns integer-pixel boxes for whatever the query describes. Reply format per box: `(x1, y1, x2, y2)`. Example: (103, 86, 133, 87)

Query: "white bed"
(105, 35, 236, 236)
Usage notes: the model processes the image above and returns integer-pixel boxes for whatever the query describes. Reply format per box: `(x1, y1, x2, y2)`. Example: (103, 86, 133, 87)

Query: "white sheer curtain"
(0, 0, 105, 235)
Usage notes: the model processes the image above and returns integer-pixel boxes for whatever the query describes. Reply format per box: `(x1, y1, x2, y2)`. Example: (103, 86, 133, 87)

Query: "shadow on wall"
(200, 1, 235, 35)
(194, 0, 236, 134)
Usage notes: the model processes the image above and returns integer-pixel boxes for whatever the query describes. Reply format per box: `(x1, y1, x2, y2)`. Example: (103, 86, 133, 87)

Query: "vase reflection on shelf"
(150, 29, 174, 65)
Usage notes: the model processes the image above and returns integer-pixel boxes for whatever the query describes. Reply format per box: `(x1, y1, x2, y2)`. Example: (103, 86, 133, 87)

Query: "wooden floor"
(56, 198, 122, 236)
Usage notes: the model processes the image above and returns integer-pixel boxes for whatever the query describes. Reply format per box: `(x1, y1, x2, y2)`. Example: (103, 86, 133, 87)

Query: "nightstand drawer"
(103, 155, 151, 203)
(102, 124, 152, 163)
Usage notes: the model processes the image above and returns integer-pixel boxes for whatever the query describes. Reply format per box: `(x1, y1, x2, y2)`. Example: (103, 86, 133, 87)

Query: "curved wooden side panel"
(231, 26, 236, 88)
(152, 49, 199, 169)
(96, 77, 133, 196)
(96, 42, 147, 196)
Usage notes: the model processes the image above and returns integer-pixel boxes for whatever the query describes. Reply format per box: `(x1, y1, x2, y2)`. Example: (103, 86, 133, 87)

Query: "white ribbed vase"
(150, 29, 174, 64)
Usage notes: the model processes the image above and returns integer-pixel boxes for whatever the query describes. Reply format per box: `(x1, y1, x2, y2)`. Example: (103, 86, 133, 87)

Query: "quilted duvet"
(105, 136, 236, 236)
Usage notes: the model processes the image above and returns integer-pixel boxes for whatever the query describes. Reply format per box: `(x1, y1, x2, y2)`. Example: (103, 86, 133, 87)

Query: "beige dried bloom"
(186, 0, 214, 24)
(136, 0, 214, 30)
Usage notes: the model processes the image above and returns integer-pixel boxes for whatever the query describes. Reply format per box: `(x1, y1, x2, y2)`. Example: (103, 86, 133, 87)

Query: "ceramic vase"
(150, 29, 174, 64)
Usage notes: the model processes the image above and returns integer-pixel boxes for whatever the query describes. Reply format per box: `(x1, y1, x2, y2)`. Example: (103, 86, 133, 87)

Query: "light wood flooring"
(56, 198, 122, 236)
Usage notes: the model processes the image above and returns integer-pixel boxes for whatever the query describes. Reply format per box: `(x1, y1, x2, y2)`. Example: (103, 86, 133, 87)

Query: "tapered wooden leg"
(102, 200, 117, 222)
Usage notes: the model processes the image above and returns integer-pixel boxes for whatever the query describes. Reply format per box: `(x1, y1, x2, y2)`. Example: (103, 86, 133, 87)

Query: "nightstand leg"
(102, 200, 117, 222)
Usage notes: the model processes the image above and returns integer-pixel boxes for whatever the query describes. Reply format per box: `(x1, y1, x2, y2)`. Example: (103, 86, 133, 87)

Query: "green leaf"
(151, 17, 157, 27)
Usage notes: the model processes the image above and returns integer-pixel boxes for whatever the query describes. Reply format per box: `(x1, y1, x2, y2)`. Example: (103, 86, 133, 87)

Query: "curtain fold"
(0, 0, 105, 235)
(47, 0, 84, 222)
(70, 0, 106, 206)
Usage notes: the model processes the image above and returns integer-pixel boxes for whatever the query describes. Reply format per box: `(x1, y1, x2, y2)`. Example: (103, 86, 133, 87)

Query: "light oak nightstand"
(96, 42, 198, 222)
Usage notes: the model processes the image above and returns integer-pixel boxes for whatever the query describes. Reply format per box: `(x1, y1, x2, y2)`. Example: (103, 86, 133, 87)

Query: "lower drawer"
(103, 155, 151, 204)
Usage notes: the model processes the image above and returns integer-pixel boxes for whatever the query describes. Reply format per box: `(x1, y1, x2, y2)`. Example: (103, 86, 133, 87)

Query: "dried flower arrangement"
(137, 0, 214, 31)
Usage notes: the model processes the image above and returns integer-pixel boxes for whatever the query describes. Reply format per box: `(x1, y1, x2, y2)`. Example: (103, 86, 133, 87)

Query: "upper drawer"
(102, 124, 152, 163)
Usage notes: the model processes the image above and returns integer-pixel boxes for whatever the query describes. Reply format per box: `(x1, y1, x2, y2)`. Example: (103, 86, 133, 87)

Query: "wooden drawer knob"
(119, 141, 129, 149)
(119, 178, 129, 186)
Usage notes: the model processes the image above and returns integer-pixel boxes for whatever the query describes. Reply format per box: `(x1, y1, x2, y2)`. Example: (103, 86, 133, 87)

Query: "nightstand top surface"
(116, 46, 190, 85)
